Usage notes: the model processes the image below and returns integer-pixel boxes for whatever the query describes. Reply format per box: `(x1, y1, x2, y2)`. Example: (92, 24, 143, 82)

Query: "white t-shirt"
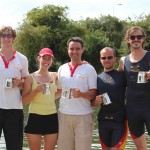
(0, 51, 29, 109)
(58, 63, 97, 115)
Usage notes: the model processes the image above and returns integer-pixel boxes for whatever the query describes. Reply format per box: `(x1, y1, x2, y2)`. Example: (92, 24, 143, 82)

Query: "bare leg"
(26, 133, 42, 150)
(133, 134, 147, 150)
(44, 133, 58, 150)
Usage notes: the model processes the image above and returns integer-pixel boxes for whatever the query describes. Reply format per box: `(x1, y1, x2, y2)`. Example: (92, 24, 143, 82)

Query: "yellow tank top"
(29, 72, 57, 115)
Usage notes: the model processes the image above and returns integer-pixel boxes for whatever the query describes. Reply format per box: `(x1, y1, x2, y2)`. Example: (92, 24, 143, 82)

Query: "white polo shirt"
(58, 63, 97, 115)
(0, 51, 29, 109)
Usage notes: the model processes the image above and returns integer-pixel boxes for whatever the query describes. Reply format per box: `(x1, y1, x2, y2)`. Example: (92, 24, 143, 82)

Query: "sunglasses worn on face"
(101, 56, 113, 60)
(129, 35, 143, 40)
(0, 34, 13, 39)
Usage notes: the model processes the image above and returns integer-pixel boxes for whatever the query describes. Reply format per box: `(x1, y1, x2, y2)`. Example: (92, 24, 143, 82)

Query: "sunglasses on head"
(0, 34, 13, 39)
(100, 56, 113, 60)
(129, 35, 143, 40)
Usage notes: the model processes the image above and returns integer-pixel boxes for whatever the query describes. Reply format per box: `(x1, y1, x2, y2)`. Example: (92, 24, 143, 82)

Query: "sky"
(0, 0, 150, 29)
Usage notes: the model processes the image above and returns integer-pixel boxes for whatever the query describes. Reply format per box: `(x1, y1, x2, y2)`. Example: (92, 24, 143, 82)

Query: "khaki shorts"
(57, 111, 94, 150)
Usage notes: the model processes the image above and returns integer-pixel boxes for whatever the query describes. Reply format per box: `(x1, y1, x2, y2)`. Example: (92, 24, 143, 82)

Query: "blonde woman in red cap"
(22, 48, 61, 150)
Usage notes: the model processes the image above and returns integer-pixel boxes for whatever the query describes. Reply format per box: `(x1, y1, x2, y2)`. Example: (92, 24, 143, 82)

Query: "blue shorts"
(24, 113, 58, 135)
(0, 109, 23, 150)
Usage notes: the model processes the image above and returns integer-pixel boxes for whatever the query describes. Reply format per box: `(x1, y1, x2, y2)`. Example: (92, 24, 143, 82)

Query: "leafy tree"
(81, 15, 125, 49)
(14, 4, 150, 74)
(15, 5, 85, 72)
(83, 30, 113, 73)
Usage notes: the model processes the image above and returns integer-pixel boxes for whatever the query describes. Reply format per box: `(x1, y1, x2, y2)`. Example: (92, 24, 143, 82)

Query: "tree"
(14, 4, 150, 73)
(83, 30, 113, 73)
(15, 5, 85, 72)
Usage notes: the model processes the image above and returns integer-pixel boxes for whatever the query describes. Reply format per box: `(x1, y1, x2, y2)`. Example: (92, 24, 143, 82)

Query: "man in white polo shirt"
(57, 37, 97, 150)
(0, 26, 29, 150)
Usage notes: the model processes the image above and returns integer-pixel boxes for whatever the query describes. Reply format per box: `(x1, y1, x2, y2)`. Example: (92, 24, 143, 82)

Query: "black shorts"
(98, 120, 127, 148)
(24, 113, 58, 135)
(127, 108, 150, 138)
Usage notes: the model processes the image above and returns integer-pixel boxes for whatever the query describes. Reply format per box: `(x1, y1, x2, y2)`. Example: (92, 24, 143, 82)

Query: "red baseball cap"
(39, 48, 54, 57)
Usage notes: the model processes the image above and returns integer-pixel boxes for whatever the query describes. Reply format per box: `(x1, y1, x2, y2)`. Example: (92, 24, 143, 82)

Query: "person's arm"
(55, 89, 62, 99)
(22, 75, 44, 105)
(72, 64, 97, 100)
(52, 72, 62, 99)
(72, 88, 96, 100)
(118, 56, 125, 71)
(91, 95, 103, 106)
(13, 77, 23, 88)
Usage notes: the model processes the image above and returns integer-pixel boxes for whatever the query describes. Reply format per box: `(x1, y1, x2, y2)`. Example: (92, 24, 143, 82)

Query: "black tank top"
(124, 51, 150, 110)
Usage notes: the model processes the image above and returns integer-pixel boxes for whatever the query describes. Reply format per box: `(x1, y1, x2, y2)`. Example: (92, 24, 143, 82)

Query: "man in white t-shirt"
(0, 26, 29, 150)
(57, 37, 97, 150)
